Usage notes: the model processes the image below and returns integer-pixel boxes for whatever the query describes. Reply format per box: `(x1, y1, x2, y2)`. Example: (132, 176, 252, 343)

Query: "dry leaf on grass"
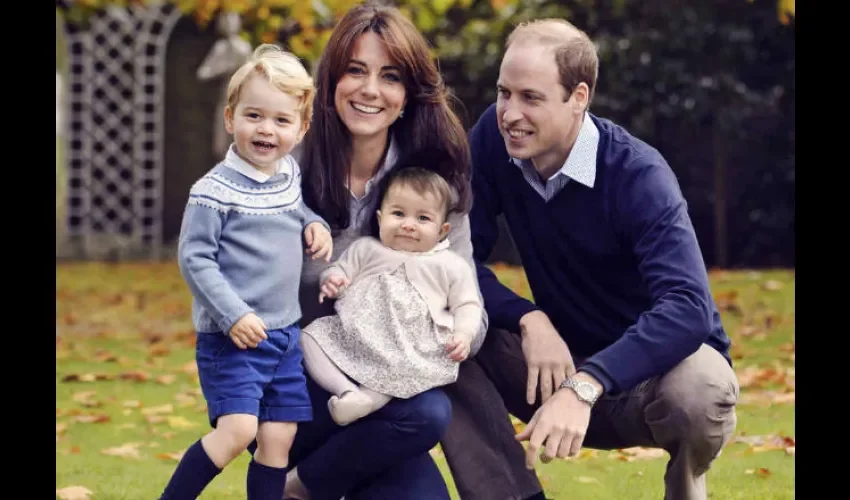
(93, 349, 118, 362)
(119, 371, 150, 382)
(74, 414, 111, 424)
(167, 416, 198, 429)
(174, 392, 197, 407)
(102, 442, 144, 459)
(762, 280, 783, 291)
(575, 476, 601, 484)
(72, 391, 102, 408)
(563, 449, 599, 461)
(745, 467, 771, 477)
(733, 434, 795, 455)
(612, 447, 667, 461)
(739, 391, 795, 406)
(157, 451, 185, 461)
(61, 373, 113, 383)
(142, 404, 174, 415)
(149, 342, 172, 357)
(56, 485, 93, 500)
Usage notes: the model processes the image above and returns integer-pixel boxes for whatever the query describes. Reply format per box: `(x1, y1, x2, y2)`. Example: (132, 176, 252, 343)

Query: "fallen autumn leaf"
(612, 447, 667, 461)
(74, 414, 111, 424)
(56, 485, 93, 500)
(167, 416, 198, 429)
(141, 404, 174, 415)
(101, 442, 143, 459)
(157, 451, 185, 461)
(575, 476, 601, 484)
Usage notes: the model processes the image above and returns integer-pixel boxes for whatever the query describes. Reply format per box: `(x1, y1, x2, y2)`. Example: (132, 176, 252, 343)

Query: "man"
(441, 18, 739, 500)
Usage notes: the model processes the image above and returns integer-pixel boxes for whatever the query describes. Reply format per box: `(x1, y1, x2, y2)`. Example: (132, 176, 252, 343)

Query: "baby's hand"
(319, 275, 351, 303)
(228, 313, 268, 349)
(446, 331, 473, 362)
(305, 222, 333, 262)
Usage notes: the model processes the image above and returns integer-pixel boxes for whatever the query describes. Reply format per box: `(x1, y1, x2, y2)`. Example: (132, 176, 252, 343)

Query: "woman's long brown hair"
(299, 1, 471, 231)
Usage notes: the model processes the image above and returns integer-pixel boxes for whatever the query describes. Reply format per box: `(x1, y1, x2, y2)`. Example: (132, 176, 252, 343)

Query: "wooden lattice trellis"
(60, 4, 183, 260)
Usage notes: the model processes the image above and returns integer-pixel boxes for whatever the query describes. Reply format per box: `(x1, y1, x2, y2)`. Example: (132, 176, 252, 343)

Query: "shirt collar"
(511, 112, 599, 188)
(223, 144, 285, 183)
(351, 135, 399, 199)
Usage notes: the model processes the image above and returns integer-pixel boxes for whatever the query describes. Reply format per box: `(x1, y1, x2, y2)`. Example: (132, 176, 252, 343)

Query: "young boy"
(158, 44, 332, 500)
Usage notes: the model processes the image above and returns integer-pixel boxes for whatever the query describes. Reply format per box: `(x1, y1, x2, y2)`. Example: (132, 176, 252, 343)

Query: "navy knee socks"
(159, 439, 221, 499)
(247, 459, 288, 500)
(158, 439, 286, 500)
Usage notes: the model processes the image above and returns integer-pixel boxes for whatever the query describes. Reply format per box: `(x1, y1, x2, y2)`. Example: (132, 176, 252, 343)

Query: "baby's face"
(377, 185, 449, 252)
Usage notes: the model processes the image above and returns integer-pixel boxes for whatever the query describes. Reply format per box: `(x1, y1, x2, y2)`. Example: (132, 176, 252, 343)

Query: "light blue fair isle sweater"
(178, 148, 329, 335)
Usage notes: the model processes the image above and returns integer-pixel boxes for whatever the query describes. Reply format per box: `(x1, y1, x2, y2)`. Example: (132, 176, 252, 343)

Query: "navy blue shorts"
(195, 324, 312, 427)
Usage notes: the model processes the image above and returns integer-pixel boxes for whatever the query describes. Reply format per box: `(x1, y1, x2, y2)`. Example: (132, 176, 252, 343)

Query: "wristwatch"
(559, 376, 600, 406)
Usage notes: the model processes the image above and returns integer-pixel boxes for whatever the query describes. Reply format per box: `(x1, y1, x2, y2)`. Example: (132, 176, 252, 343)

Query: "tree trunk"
(713, 124, 728, 268)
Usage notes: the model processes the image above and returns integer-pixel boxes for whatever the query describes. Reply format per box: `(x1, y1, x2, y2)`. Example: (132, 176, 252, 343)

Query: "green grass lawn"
(56, 263, 794, 499)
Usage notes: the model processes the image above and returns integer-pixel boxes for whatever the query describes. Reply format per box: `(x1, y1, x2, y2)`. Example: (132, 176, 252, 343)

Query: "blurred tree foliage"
(57, 0, 794, 267)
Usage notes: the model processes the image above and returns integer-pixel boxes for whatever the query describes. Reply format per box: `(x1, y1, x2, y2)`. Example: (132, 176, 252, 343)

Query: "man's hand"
(446, 331, 472, 362)
(515, 373, 599, 468)
(228, 312, 267, 349)
(305, 222, 333, 262)
(519, 310, 576, 405)
(319, 274, 351, 303)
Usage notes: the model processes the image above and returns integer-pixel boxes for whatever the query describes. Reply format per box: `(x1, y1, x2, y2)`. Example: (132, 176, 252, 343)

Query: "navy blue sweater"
(469, 103, 732, 394)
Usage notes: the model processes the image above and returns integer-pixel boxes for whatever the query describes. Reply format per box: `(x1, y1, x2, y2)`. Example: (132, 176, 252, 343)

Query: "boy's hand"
(228, 313, 267, 349)
(319, 275, 351, 303)
(446, 331, 472, 362)
(305, 223, 333, 262)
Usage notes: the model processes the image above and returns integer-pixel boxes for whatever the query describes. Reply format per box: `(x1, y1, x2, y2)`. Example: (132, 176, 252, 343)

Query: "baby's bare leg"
(301, 332, 358, 396)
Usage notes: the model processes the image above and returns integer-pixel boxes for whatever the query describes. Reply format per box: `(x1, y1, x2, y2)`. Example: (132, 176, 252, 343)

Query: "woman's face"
(334, 31, 408, 142)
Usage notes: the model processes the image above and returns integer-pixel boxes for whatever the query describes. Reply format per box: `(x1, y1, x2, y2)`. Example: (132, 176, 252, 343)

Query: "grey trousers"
(441, 329, 739, 500)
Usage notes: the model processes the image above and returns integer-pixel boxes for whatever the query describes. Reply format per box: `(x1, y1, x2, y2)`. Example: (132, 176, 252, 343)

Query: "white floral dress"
(303, 264, 458, 399)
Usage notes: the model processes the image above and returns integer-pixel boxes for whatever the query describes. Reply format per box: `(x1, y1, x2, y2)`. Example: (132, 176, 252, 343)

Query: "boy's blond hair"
(226, 44, 315, 126)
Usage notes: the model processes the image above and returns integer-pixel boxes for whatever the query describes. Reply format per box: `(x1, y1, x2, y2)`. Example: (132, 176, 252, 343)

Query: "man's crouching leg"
(646, 344, 739, 500)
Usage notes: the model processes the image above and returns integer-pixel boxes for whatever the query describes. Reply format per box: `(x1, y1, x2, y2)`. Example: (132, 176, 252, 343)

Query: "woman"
(272, 2, 487, 499)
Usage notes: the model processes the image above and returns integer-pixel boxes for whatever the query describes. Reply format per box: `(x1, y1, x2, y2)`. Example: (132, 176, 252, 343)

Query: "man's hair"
(381, 166, 453, 221)
(226, 44, 316, 126)
(506, 19, 599, 104)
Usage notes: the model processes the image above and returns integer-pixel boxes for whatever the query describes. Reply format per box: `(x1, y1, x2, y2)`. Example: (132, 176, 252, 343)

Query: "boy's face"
(224, 74, 307, 175)
(376, 184, 450, 253)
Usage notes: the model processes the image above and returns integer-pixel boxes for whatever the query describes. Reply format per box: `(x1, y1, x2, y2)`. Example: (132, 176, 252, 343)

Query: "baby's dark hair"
(380, 166, 453, 220)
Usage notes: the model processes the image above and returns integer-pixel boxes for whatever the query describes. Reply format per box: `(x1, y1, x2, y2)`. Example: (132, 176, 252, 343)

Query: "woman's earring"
(399, 108, 405, 119)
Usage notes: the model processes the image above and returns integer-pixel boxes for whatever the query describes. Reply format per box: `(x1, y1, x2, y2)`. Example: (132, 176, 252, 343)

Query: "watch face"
(576, 383, 595, 400)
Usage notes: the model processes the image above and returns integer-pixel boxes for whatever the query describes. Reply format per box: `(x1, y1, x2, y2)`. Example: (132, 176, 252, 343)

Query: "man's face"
(496, 41, 583, 177)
